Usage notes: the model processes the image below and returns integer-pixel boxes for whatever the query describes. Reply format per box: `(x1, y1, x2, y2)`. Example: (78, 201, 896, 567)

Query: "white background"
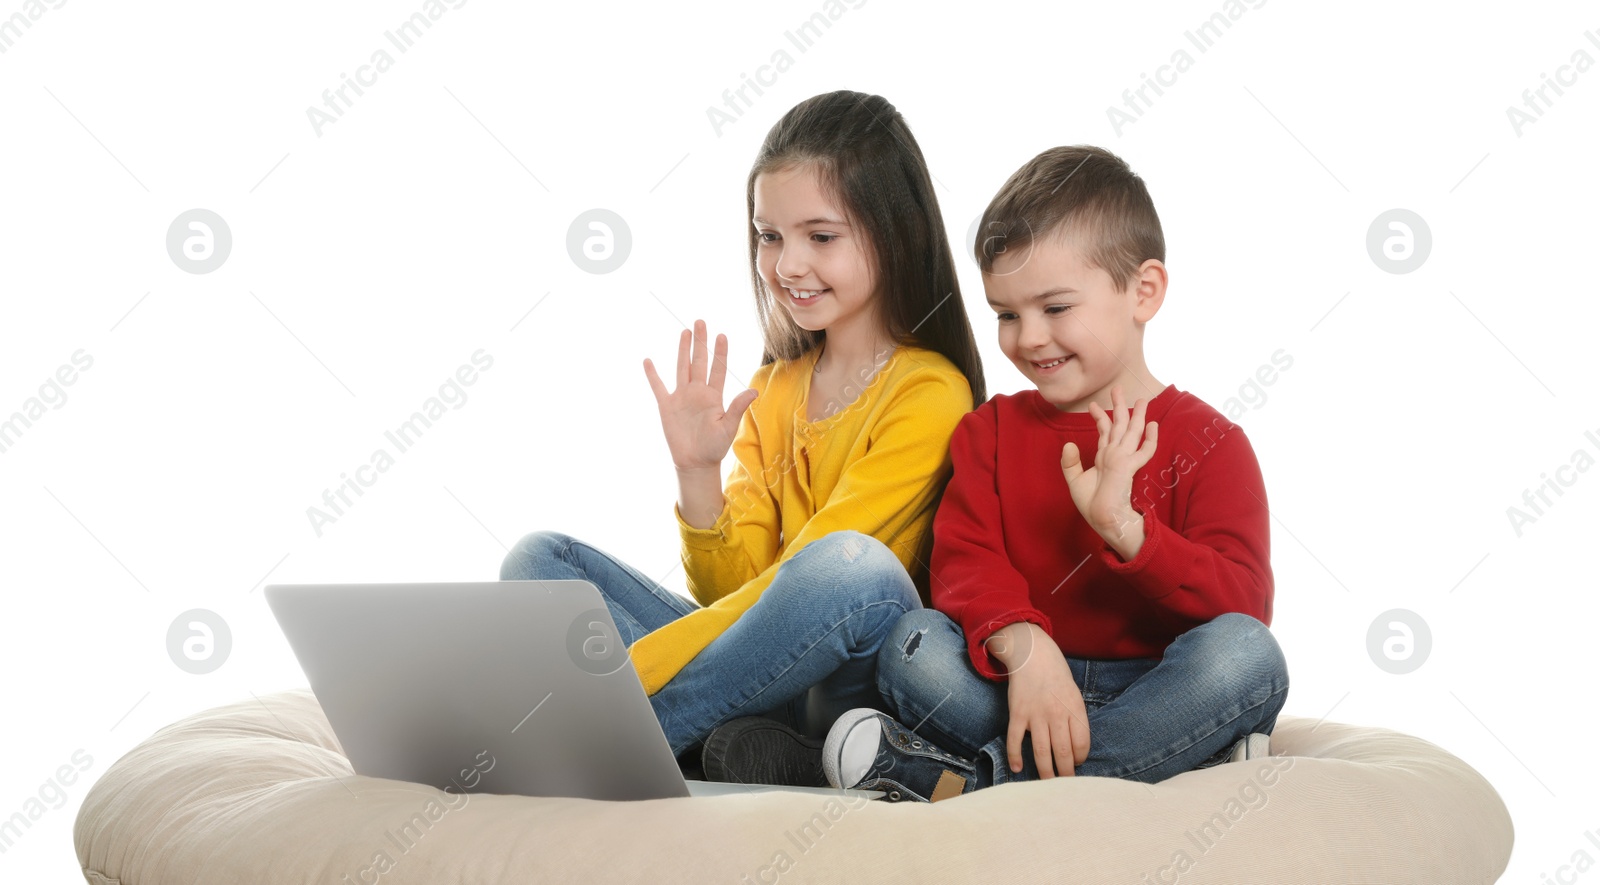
(2, 1, 1596, 881)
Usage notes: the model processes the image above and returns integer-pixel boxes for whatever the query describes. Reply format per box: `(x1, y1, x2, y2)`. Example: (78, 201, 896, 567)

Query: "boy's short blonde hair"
(975, 145, 1165, 289)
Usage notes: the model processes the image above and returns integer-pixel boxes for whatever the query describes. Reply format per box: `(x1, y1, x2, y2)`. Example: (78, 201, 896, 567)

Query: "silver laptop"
(264, 579, 879, 800)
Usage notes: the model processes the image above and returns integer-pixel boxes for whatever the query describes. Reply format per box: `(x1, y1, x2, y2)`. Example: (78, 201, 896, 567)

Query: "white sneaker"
(821, 708, 975, 803)
(1227, 732, 1271, 763)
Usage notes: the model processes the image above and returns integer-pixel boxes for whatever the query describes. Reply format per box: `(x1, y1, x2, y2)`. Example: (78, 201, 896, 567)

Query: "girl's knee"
(808, 530, 893, 567)
(499, 529, 571, 580)
(785, 530, 918, 606)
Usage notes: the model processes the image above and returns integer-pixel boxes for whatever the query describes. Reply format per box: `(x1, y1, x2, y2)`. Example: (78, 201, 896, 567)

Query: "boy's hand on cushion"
(1061, 384, 1157, 548)
(988, 622, 1090, 778)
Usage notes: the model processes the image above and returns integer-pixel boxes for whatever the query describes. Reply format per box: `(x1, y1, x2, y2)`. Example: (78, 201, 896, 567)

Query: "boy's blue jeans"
(498, 529, 919, 757)
(877, 609, 1289, 786)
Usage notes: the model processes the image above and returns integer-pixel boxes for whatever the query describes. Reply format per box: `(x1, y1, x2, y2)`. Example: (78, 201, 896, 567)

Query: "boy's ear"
(1131, 259, 1167, 323)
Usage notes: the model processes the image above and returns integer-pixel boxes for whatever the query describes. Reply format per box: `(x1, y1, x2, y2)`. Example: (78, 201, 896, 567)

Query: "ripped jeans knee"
(877, 608, 966, 692)
(898, 624, 927, 661)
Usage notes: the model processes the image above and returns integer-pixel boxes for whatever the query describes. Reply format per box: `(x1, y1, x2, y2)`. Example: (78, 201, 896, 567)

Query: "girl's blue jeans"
(877, 609, 1290, 786)
(498, 528, 919, 757)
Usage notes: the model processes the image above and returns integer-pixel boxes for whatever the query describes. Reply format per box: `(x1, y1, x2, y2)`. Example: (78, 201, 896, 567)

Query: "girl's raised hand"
(642, 319, 758, 472)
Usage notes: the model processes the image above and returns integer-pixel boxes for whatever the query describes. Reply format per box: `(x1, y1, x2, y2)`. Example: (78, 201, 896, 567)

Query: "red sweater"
(930, 384, 1272, 680)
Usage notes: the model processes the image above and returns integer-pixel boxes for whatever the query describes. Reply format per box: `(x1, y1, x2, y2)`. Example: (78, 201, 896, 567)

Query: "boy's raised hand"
(1060, 384, 1158, 534)
(987, 622, 1091, 779)
(643, 319, 758, 472)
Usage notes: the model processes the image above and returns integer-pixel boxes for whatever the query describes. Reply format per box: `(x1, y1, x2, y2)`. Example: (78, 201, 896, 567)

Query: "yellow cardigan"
(628, 343, 974, 695)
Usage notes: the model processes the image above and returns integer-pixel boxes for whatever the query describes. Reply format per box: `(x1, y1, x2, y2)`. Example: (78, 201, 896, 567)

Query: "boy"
(819, 145, 1289, 801)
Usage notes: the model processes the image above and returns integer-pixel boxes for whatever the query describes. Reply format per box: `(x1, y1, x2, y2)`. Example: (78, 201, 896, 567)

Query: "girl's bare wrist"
(674, 464, 721, 477)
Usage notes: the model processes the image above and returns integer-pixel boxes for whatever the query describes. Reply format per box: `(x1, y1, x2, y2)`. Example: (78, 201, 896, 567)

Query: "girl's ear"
(1131, 259, 1167, 323)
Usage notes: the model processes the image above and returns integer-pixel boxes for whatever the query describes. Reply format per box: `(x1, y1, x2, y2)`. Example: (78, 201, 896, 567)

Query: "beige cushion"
(75, 689, 1512, 884)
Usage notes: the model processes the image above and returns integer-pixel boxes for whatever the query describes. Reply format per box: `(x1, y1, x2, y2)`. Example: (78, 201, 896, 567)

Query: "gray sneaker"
(1227, 732, 1271, 763)
(821, 708, 975, 803)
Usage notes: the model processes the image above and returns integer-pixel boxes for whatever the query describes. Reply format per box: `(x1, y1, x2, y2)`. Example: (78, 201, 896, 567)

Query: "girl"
(499, 90, 986, 786)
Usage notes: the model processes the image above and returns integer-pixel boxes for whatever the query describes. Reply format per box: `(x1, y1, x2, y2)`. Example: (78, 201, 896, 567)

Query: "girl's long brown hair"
(746, 90, 986, 405)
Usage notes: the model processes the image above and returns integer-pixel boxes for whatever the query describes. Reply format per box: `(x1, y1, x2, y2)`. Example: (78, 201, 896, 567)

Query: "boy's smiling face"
(984, 231, 1166, 412)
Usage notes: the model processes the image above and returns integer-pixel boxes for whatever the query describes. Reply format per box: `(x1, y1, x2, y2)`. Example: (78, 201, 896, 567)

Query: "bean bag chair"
(74, 689, 1513, 884)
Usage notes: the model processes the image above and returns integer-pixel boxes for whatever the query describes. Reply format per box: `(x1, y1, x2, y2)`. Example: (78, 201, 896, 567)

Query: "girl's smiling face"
(752, 163, 879, 336)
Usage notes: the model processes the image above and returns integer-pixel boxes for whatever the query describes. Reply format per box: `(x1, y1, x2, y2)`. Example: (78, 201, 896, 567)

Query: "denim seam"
(553, 534, 577, 570)
(567, 537, 695, 619)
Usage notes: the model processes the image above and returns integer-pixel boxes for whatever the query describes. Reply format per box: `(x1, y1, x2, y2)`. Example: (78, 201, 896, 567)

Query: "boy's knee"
(1208, 611, 1264, 636)
(1190, 612, 1287, 684)
(876, 609, 969, 707)
(499, 529, 570, 580)
(878, 609, 961, 672)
